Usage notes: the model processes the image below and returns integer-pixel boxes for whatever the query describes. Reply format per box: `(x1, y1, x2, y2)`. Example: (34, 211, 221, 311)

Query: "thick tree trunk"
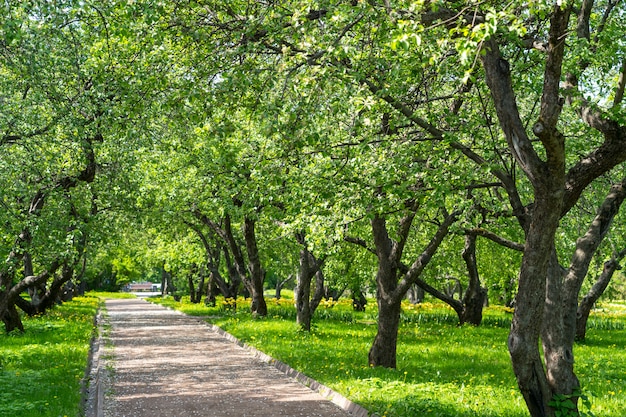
(369, 215, 401, 368)
(542, 253, 580, 414)
(1, 272, 24, 332)
(369, 296, 401, 368)
(310, 270, 326, 313)
(482, 3, 571, 410)
(1, 301, 24, 333)
(243, 218, 267, 316)
(205, 272, 218, 306)
(509, 242, 557, 417)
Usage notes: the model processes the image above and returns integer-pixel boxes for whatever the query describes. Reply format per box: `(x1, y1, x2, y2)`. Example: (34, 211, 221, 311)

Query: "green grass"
(88, 291, 136, 299)
(0, 295, 100, 417)
(150, 295, 626, 417)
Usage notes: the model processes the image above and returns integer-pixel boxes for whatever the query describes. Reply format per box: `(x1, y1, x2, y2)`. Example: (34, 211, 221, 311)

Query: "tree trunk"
(160, 262, 167, 296)
(205, 272, 218, 306)
(461, 234, 487, 326)
(369, 208, 457, 368)
(222, 246, 241, 299)
(407, 284, 424, 304)
(369, 215, 402, 368)
(195, 272, 205, 304)
(573, 182, 626, 340)
(295, 247, 315, 331)
(294, 232, 325, 331)
(352, 287, 367, 312)
(369, 296, 402, 368)
(1, 260, 61, 332)
(1, 274, 24, 333)
(542, 252, 580, 415)
(275, 274, 294, 300)
(482, 4, 571, 409)
(576, 256, 621, 340)
(30, 264, 75, 314)
(243, 218, 267, 316)
(1, 301, 24, 333)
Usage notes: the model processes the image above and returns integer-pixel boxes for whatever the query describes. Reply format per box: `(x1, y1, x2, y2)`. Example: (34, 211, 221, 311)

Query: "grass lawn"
(152, 295, 626, 417)
(0, 295, 101, 417)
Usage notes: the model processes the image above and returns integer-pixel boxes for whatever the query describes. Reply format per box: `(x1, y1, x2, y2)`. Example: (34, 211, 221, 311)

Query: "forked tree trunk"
(368, 209, 457, 368)
(295, 233, 325, 331)
(570, 187, 626, 341)
(481, 5, 571, 409)
(576, 256, 622, 340)
(275, 274, 294, 300)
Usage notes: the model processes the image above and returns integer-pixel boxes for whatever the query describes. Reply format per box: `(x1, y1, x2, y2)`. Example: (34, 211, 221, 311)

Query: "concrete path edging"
(84, 309, 111, 417)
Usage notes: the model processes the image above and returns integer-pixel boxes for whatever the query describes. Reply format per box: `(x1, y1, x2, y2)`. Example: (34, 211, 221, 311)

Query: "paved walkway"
(91, 298, 369, 417)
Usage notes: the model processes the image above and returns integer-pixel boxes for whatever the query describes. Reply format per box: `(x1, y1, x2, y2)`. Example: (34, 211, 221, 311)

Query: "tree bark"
(243, 218, 267, 316)
(482, 3, 571, 411)
(188, 273, 197, 303)
(461, 234, 487, 326)
(568, 180, 626, 339)
(406, 284, 424, 304)
(368, 208, 457, 368)
(0, 260, 60, 332)
(294, 232, 325, 331)
(275, 274, 294, 300)
(352, 287, 367, 312)
(368, 214, 402, 368)
(369, 296, 402, 368)
(295, 248, 315, 331)
(576, 252, 624, 340)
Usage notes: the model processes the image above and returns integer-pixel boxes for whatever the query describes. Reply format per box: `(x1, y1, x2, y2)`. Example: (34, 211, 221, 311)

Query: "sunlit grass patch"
(88, 291, 136, 299)
(0, 296, 99, 417)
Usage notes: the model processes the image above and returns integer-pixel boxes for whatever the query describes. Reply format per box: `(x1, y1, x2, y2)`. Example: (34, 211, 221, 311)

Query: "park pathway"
(95, 298, 368, 417)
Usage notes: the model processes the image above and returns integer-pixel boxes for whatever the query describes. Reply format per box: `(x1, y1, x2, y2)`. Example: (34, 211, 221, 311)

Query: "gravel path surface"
(95, 298, 369, 417)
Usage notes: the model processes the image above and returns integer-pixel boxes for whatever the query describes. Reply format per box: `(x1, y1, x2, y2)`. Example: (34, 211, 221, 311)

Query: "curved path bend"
(92, 298, 370, 417)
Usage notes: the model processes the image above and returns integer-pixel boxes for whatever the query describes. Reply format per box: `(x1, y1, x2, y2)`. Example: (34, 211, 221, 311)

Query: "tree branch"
(395, 209, 460, 298)
(467, 227, 525, 252)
